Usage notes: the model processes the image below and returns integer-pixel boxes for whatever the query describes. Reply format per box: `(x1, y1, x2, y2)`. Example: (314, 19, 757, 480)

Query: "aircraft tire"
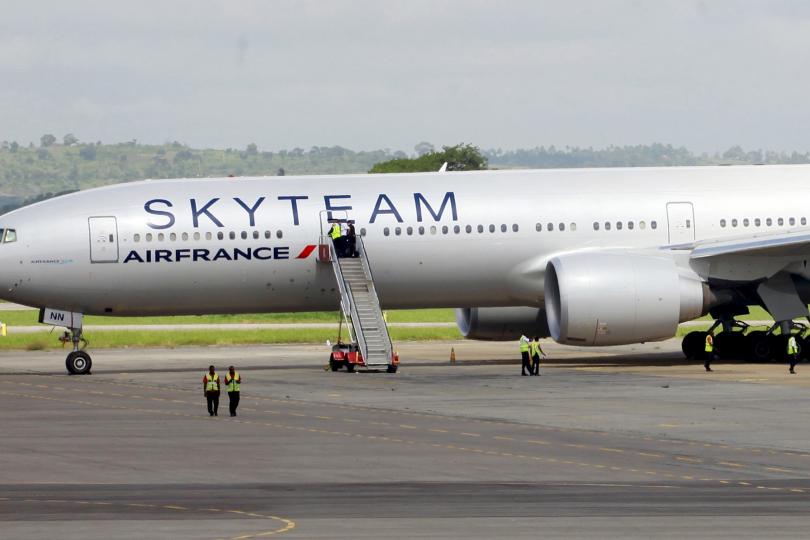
(346, 362, 355, 373)
(681, 331, 706, 359)
(66, 351, 92, 375)
(715, 332, 745, 360)
(386, 365, 398, 374)
(801, 337, 810, 361)
(746, 331, 770, 362)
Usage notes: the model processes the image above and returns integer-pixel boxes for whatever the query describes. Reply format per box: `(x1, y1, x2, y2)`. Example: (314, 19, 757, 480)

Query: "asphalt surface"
(2, 339, 810, 539)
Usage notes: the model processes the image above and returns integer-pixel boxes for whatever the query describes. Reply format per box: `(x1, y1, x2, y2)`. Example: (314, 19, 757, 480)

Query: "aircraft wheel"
(346, 362, 355, 373)
(714, 332, 745, 359)
(801, 337, 810, 361)
(746, 331, 770, 362)
(681, 331, 706, 359)
(386, 364, 398, 374)
(769, 335, 791, 363)
(66, 351, 92, 375)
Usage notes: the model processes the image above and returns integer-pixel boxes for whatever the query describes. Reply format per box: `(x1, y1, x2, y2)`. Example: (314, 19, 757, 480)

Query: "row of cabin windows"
(132, 230, 284, 243)
(720, 217, 806, 228)
(535, 222, 577, 232)
(383, 223, 521, 236)
(593, 220, 658, 231)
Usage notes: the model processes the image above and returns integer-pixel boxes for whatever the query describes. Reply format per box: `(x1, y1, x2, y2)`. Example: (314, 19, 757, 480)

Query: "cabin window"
(535, 223, 542, 232)
(616, 222, 623, 230)
(778, 218, 784, 226)
(465, 225, 472, 233)
(754, 218, 761, 227)
(360, 228, 367, 236)
(605, 222, 611, 230)
(395, 227, 402, 236)
(133, 234, 141, 242)
(431, 226, 438, 235)
(559, 223, 566, 231)
(651, 221, 658, 229)
(627, 221, 634, 230)
(547, 223, 553, 232)
(512, 224, 519, 232)
(145, 233, 153, 242)
(500, 224, 507, 233)
(454, 225, 461, 234)
(743, 218, 749, 227)
(489, 224, 496, 233)
(182, 232, 189, 241)
(440, 225, 447, 234)
(407, 226, 413, 236)
(158, 233, 165, 241)
(477, 225, 484, 233)
(264, 230, 271, 239)
(229, 231, 236, 240)
(252, 231, 259, 239)
(720, 219, 726, 228)
(639, 221, 646, 229)
(790, 217, 796, 226)
(276, 230, 283, 239)
(803, 217, 807, 226)
(383, 227, 390, 236)
(169, 232, 177, 241)
(418, 226, 425, 235)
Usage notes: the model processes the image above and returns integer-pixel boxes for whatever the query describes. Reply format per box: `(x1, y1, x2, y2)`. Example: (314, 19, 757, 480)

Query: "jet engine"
(455, 306, 550, 341)
(544, 252, 709, 346)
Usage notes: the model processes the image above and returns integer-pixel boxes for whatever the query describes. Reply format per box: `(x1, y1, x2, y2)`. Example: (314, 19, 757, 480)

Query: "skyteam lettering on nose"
(143, 192, 458, 229)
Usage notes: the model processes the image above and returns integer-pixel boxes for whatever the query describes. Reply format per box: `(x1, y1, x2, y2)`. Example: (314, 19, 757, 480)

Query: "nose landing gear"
(63, 327, 91, 375)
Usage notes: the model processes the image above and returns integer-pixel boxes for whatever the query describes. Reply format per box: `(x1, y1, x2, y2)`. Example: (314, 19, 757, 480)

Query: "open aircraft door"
(666, 202, 695, 245)
(88, 216, 119, 263)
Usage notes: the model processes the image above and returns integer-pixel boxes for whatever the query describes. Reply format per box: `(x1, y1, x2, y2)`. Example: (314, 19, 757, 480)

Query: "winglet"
(438, 162, 448, 172)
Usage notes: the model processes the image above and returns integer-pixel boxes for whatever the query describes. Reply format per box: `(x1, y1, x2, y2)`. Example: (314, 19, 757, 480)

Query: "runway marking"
(599, 447, 624, 453)
(675, 456, 702, 464)
(399, 424, 417, 429)
(0, 497, 295, 539)
(459, 432, 480, 437)
(429, 428, 448, 433)
(5, 384, 807, 497)
(719, 461, 744, 468)
(37, 376, 810, 463)
(636, 452, 664, 458)
(494, 436, 515, 441)
(765, 466, 793, 473)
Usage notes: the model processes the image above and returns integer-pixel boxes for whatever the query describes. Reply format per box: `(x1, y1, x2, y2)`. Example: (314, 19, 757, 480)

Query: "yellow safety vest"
(205, 373, 219, 392)
(788, 337, 798, 355)
(329, 224, 341, 240)
(519, 337, 530, 353)
(530, 341, 541, 357)
(225, 372, 241, 392)
(704, 335, 713, 353)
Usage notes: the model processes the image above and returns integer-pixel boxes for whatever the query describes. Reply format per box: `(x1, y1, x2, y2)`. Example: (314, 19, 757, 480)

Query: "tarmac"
(1, 338, 810, 539)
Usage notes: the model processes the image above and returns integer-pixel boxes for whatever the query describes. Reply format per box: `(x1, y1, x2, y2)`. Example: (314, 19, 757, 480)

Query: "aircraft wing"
(689, 229, 810, 260)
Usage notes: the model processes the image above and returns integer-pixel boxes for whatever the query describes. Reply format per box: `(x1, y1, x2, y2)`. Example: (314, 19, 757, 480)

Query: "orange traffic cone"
(450, 347, 456, 364)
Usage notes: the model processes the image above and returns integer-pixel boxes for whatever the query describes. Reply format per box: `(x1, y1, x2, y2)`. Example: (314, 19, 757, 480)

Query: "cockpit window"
(2, 229, 16, 243)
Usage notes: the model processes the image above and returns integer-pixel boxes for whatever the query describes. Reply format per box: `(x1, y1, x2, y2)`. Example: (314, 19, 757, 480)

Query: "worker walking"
(530, 336, 544, 376)
(788, 335, 800, 374)
(704, 334, 714, 372)
(203, 365, 221, 416)
(519, 334, 531, 376)
(225, 365, 242, 416)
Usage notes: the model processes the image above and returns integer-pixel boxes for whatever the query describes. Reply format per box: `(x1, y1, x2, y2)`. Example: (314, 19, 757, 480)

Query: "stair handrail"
(328, 240, 366, 359)
(327, 238, 362, 350)
(355, 235, 394, 362)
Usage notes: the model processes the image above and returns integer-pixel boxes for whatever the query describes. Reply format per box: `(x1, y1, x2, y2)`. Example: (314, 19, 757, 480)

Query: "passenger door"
(88, 216, 119, 263)
(666, 202, 695, 245)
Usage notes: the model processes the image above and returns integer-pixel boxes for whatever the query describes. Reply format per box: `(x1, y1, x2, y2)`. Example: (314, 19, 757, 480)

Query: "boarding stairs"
(320, 233, 394, 367)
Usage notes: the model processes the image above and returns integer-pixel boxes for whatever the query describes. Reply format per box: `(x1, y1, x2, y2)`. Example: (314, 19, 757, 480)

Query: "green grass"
(0, 326, 462, 351)
(0, 308, 456, 327)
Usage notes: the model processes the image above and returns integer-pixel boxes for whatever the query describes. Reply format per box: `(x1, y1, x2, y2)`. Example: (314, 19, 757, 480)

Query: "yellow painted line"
(164, 505, 187, 510)
(599, 447, 624, 453)
(790, 489, 805, 493)
(675, 456, 702, 464)
(765, 466, 793, 473)
(738, 481, 752, 486)
(429, 428, 448, 433)
(565, 443, 585, 449)
(342, 418, 359, 422)
(719, 461, 744, 468)
(494, 436, 515, 441)
(658, 423, 680, 428)
(459, 432, 480, 437)
(636, 452, 664, 458)
(288, 413, 306, 417)
(399, 424, 417, 429)
(315, 416, 332, 420)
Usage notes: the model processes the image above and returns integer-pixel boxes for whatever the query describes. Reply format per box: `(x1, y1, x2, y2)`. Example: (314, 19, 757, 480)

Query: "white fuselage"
(1, 165, 809, 316)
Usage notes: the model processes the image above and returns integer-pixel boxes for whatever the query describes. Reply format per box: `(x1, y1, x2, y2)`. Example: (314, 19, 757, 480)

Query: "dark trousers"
(206, 392, 219, 415)
(228, 391, 240, 415)
(532, 355, 540, 375)
(790, 354, 799, 373)
(521, 351, 531, 375)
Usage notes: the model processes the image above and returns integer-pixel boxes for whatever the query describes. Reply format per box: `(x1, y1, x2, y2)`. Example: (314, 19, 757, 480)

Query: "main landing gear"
(63, 327, 92, 375)
(682, 319, 808, 363)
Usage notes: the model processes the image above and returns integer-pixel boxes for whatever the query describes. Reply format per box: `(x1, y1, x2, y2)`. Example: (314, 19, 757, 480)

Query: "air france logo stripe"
(296, 245, 317, 259)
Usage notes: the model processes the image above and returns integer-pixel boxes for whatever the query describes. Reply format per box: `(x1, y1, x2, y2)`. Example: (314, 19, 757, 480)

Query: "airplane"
(1, 164, 809, 374)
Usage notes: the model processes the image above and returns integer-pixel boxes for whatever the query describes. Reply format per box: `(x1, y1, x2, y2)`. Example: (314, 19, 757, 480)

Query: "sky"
(2, 0, 810, 153)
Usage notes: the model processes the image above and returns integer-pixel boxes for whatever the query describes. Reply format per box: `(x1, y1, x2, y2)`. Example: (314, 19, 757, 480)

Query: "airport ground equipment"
(319, 223, 398, 373)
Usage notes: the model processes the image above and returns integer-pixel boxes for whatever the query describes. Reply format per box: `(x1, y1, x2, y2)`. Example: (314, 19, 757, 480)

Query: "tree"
(79, 145, 97, 161)
(63, 133, 79, 146)
(36, 148, 51, 160)
(414, 141, 434, 156)
(369, 143, 487, 173)
(276, 167, 285, 176)
(40, 134, 56, 147)
(245, 143, 258, 156)
(9, 141, 18, 153)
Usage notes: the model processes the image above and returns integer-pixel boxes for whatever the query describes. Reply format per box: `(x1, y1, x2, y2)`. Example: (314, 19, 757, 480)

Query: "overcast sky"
(2, 0, 810, 153)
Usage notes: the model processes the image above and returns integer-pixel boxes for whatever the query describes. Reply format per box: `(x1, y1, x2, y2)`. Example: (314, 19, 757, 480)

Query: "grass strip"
(0, 326, 463, 351)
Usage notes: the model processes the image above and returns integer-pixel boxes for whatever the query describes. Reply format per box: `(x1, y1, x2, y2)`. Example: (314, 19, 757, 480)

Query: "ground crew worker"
(788, 335, 799, 374)
(225, 365, 242, 416)
(704, 334, 714, 372)
(329, 221, 344, 257)
(530, 336, 544, 376)
(519, 334, 531, 376)
(203, 365, 221, 416)
(347, 222, 358, 257)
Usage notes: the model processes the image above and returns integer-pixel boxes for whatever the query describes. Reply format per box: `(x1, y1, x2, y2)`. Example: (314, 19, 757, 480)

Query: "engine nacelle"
(455, 307, 550, 341)
(544, 252, 708, 346)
